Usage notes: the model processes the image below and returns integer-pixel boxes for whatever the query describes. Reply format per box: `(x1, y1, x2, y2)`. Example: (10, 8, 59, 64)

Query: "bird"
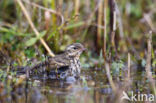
(18, 43, 86, 79)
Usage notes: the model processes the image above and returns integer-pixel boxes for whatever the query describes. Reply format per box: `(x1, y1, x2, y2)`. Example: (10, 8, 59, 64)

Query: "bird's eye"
(73, 47, 77, 50)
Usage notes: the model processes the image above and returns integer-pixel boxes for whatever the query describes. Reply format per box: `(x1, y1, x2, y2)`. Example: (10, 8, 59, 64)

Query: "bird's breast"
(69, 58, 81, 76)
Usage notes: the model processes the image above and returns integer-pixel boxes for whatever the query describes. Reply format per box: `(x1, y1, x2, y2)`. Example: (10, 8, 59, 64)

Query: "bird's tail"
(15, 60, 49, 74)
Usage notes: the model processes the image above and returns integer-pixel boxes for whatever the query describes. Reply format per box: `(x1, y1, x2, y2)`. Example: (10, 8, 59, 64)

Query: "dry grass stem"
(128, 53, 131, 79)
(144, 14, 156, 33)
(105, 62, 116, 92)
(110, 0, 118, 58)
(97, 0, 103, 46)
(145, 31, 156, 95)
(16, 0, 55, 57)
(22, 0, 64, 26)
(75, 0, 80, 21)
(103, 0, 107, 59)
(115, 3, 124, 38)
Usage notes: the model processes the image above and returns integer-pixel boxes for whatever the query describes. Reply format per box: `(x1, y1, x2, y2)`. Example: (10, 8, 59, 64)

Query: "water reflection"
(1, 67, 150, 103)
(7, 69, 114, 103)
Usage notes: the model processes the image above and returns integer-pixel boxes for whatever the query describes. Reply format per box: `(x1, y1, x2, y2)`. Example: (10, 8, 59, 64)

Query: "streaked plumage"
(19, 43, 85, 79)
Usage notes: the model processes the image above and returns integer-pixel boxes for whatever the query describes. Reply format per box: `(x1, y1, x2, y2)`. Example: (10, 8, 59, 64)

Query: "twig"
(16, 0, 55, 57)
(145, 31, 156, 95)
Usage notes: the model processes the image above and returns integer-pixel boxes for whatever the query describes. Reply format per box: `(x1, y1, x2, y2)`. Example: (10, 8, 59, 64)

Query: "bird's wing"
(48, 55, 70, 69)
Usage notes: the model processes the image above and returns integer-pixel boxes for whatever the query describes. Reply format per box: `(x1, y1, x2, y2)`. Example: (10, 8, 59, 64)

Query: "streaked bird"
(18, 43, 86, 79)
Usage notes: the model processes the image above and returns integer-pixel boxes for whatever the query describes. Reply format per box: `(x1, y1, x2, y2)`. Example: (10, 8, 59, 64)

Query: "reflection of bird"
(19, 43, 86, 79)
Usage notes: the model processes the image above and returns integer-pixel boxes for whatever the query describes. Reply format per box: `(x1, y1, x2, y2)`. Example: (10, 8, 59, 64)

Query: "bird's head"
(65, 43, 86, 58)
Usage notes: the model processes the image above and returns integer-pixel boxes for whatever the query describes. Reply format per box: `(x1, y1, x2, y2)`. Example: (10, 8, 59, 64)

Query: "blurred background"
(0, 0, 155, 60)
(0, 0, 155, 103)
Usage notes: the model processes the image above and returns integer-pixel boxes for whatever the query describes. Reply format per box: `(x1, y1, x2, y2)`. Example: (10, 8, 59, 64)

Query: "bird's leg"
(55, 64, 59, 79)
(55, 64, 58, 73)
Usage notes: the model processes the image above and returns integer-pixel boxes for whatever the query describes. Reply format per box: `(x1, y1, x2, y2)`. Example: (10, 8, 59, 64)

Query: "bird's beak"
(81, 48, 87, 52)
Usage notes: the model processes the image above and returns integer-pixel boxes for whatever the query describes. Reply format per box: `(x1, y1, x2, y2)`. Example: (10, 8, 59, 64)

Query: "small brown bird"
(20, 43, 86, 79)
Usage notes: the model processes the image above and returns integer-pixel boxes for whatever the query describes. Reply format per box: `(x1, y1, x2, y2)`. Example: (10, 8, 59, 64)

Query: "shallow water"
(0, 68, 154, 103)
(5, 69, 114, 103)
